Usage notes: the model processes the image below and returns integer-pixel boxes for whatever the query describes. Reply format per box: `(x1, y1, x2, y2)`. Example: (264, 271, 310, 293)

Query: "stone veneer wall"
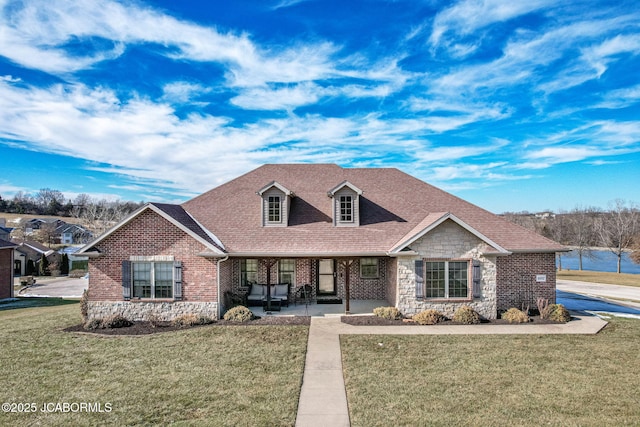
(87, 301, 218, 321)
(396, 219, 498, 319)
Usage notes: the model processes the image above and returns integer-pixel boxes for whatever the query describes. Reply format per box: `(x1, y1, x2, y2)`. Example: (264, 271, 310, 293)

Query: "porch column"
(261, 259, 278, 312)
(339, 259, 355, 314)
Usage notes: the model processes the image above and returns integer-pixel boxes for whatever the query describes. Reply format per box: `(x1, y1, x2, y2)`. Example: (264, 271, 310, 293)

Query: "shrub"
(84, 314, 132, 330)
(501, 307, 530, 324)
(147, 313, 164, 328)
(102, 314, 133, 329)
(223, 306, 254, 323)
(412, 309, 445, 325)
(452, 306, 480, 324)
(83, 318, 103, 330)
(542, 304, 571, 323)
(172, 313, 215, 327)
(80, 289, 89, 323)
(373, 306, 402, 320)
(69, 269, 87, 278)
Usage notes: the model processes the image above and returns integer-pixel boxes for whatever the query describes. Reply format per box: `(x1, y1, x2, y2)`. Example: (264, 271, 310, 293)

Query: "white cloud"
(429, 0, 556, 55)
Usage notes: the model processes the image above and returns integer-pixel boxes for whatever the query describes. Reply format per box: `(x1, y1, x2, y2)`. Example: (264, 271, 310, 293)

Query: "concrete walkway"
(295, 313, 607, 427)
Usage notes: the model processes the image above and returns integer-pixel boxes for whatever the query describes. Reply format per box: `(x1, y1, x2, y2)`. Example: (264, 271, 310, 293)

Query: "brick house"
(78, 164, 565, 321)
(0, 239, 17, 300)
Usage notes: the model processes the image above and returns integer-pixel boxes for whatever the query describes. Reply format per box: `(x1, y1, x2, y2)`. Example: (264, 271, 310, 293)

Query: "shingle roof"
(0, 238, 17, 249)
(183, 164, 564, 255)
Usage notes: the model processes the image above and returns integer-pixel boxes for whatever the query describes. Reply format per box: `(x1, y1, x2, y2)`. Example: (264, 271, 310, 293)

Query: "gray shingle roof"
(183, 164, 564, 255)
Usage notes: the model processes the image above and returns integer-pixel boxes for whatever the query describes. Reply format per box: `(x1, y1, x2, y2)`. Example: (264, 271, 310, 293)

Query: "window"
(241, 259, 258, 286)
(268, 196, 281, 223)
(360, 258, 379, 278)
(423, 260, 468, 299)
(340, 195, 353, 222)
(132, 261, 174, 299)
(278, 259, 295, 285)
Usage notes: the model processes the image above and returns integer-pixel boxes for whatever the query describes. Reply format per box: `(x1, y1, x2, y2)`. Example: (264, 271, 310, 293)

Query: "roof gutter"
(226, 251, 389, 258)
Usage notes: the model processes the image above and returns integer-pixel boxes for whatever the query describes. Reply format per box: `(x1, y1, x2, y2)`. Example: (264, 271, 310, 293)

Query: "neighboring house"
(24, 218, 66, 234)
(0, 239, 18, 299)
(56, 223, 92, 245)
(11, 239, 58, 276)
(78, 164, 565, 321)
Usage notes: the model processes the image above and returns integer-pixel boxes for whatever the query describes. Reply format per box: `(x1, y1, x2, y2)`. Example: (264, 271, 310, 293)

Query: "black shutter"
(122, 260, 131, 300)
(174, 261, 183, 301)
(415, 259, 424, 299)
(472, 260, 481, 298)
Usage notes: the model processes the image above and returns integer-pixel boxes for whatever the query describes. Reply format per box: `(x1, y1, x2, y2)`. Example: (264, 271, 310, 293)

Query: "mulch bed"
(64, 316, 311, 336)
(341, 315, 566, 326)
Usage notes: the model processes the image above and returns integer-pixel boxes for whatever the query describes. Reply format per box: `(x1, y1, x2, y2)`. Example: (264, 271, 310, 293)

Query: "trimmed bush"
(172, 313, 215, 328)
(84, 314, 132, 330)
(452, 306, 480, 324)
(223, 306, 254, 323)
(501, 307, 530, 324)
(373, 306, 402, 320)
(542, 304, 571, 323)
(412, 309, 445, 325)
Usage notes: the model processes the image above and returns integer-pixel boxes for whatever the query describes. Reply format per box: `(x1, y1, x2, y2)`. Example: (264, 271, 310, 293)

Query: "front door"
(318, 259, 336, 295)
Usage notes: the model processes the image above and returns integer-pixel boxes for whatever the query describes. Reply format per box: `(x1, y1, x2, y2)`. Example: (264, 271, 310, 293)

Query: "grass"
(557, 269, 640, 287)
(0, 305, 308, 426)
(341, 318, 640, 426)
(0, 297, 79, 311)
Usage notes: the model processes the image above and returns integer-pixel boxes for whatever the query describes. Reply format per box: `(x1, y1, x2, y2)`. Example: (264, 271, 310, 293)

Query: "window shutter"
(122, 260, 131, 300)
(174, 261, 183, 301)
(472, 260, 481, 298)
(415, 259, 424, 299)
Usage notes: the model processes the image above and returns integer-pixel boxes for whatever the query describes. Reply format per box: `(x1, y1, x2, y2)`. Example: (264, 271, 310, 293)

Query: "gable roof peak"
(257, 181, 294, 197)
(327, 180, 363, 197)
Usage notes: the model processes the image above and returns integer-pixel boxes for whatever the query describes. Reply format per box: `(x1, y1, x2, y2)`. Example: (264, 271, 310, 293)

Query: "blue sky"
(1, 0, 639, 213)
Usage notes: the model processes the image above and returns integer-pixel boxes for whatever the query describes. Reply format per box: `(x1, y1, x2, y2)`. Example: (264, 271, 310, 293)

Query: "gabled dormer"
(258, 181, 294, 227)
(328, 181, 362, 227)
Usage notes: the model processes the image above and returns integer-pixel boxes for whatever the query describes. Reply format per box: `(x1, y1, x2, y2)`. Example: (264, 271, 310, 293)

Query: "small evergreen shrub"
(452, 306, 480, 324)
(373, 306, 402, 320)
(501, 307, 530, 324)
(412, 309, 445, 325)
(147, 313, 163, 328)
(102, 314, 133, 329)
(172, 313, 215, 327)
(80, 289, 89, 323)
(542, 304, 571, 323)
(223, 306, 254, 323)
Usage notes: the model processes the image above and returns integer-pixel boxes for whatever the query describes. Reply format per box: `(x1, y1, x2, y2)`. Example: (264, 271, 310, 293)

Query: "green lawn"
(557, 270, 640, 287)
(0, 305, 308, 426)
(341, 318, 640, 426)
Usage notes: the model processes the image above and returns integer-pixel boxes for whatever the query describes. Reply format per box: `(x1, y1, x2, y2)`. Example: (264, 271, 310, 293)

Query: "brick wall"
(88, 209, 219, 318)
(496, 252, 556, 313)
(0, 248, 13, 299)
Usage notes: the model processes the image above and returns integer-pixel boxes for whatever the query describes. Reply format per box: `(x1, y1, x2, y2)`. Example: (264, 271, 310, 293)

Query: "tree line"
(0, 188, 144, 237)
(503, 199, 640, 273)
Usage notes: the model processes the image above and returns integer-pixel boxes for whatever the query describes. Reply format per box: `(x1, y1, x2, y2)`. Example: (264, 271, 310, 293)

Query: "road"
(557, 279, 640, 315)
(18, 277, 87, 298)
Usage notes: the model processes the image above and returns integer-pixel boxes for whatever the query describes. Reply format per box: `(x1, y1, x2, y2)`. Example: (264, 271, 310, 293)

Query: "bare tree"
(566, 206, 600, 270)
(595, 199, 640, 273)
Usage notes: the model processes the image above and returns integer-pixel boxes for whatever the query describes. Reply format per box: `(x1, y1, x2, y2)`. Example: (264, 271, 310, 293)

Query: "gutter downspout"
(216, 255, 229, 319)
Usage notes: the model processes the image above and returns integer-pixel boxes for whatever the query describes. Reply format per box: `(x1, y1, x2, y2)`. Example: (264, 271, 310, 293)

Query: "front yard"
(341, 317, 640, 426)
(0, 304, 308, 426)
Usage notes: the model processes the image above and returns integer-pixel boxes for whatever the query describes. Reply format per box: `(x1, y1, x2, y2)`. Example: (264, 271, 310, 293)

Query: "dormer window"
(340, 195, 353, 222)
(328, 181, 362, 227)
(258, 181, 294, 227)
(268, 196, 281, 223)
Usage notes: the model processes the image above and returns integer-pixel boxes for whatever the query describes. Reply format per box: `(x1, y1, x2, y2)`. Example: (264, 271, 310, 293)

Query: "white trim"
(389, 212, 511, 255)
(257, 181, 294, 197)
(327, 180, 363, 197)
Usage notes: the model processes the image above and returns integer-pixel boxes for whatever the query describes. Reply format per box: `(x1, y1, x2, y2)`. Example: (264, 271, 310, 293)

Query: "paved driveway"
(18, 277, 87, 298)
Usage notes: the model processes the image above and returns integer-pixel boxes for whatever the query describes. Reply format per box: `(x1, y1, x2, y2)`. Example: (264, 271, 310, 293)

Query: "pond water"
(557, 249, 640, 274)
